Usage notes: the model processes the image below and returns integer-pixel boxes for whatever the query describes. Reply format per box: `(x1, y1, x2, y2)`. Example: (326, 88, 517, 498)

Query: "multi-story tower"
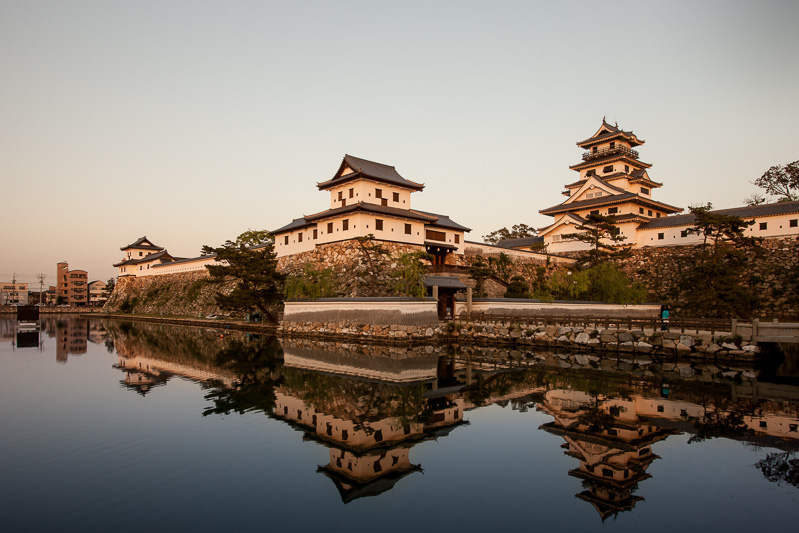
(271, 155, 470, 267)
(539, 119, 681, 253)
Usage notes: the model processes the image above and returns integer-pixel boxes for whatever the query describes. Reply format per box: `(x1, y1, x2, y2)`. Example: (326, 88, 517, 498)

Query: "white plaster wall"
(284, 299, 437, 319)
(463, 242, 576, 265)
(328, 180, 413, 210)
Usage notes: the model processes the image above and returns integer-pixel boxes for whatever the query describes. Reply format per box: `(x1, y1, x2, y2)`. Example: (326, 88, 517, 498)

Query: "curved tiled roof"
(638, 200, 799, 230)
(120, 236, 163, 251)
(540, 193, 681, 216)
(317, 154, 425, 191)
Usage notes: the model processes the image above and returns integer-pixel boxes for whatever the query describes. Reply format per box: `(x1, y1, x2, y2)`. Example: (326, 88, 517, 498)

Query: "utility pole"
(37, 273, 46, 305)
(11, 272, 17, 305)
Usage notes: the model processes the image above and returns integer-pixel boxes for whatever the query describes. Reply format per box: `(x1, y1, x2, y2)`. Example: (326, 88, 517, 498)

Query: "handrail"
(582, 145, 639, 161)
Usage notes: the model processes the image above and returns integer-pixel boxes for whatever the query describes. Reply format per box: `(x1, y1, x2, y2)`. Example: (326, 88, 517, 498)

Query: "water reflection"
(4, 316, 799, 520)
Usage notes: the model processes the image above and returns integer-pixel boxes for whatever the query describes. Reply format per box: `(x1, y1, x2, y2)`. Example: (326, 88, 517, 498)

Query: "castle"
(114, 121, 799, 278)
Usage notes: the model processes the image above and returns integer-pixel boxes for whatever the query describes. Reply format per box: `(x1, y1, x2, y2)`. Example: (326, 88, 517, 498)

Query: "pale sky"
(1, 0, 797, 286)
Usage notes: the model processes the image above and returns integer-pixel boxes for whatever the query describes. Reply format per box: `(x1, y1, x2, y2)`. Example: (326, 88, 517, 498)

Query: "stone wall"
(615, 236, 799, 318)
(281, 317, 760, 361)
(104, 271, 234, 317)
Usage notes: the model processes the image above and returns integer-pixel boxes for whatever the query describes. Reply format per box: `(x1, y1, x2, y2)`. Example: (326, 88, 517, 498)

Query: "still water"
(1, 316, 798, 532)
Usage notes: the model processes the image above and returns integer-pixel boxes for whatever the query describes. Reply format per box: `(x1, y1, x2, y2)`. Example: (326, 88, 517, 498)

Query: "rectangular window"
(381, 198, 388, 206)
(592, 146, 597, 154)
(641, 187, 649, 195)
(609, 142, 615, 149)
(375, 219, 383, 231)
(375, 188, 382, 199)
(760, 222, 767, 230)
(313, 229, 318, 239)
(455, 234, 460, 244)
(594, 191, 602, 197)
(608, 207, 618, 214)
(553, 235, 561, 242)
(590, 210, 599, 215)
(603, 165, 613, 173)
(327, 222, 333, 234)
(342, 219, 349, 231)
(625, 165, 629, 173)
(349, 188, 354, 198)
(648, 209, 653, 216)
(681, 230, 688, 238)
(658, 233, 665, 240)
(639, 207, 645, 214)
(297, 233, 303, 243)
(393, 192, 399, 202)
(656, 213, 661, 218)
(405, 223, 412, 235)
(586, 169, 595, 177)
(790, 219, 798, 227)
(426, 229, 446, 242)
(284, 236, 289, 245)
(338, 191, 343, 201)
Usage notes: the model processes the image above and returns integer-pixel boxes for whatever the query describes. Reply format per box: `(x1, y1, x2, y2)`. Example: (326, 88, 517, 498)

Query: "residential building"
(56, 262, 88, 306)
(1, 282, 29, 306)
(271, 155, 471, 269)
(88, 280, 108, 307)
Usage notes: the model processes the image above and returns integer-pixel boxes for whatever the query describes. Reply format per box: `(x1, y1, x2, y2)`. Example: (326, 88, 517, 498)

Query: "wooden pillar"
(467, 287, 472, 316)
(752, 318, 759, 340)
(432, 286, 439, 300)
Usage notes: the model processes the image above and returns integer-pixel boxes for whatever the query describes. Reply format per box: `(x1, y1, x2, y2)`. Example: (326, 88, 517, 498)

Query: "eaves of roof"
(540, 193, 681, 216)
(569, 155, 651, 171)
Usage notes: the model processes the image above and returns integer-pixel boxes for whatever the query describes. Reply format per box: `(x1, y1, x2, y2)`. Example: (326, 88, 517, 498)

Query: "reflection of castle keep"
(539, 389, 675, 521)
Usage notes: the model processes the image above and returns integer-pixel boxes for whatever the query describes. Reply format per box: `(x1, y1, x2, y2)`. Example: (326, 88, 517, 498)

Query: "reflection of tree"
(756, 451, 799, 488)
(202, 337, 284, 417)
(687, 407, 747, 444)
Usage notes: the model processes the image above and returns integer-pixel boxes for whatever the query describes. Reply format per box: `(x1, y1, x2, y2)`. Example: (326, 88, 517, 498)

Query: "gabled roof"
(538, 213, 588, 236)
(413, 209, 472, 232)
(271, 204, 471, 234)
(317, 155, 425, 191)
(422, 275, 468, 290)
(540, 192, 681, 216)
(113, 250, 174, 267)
(569, 154, 651, 172)
(563, 177, 627, 205)
(120, 236, 163, 252)
(638, 200, 799, 230)
(270, 217, 317, 235)
(576, 119, 644, 149)
(494, 236, 545, 249)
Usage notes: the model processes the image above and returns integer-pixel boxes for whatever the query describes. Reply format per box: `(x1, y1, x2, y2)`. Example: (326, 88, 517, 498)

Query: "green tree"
(285, 263, 338, 300)
(469, 257, 492, 297)
(504, 275, 531, 298)
(679, 203, 760, 318)
(753, 160, 798, 202)
(483, 223, 537, 245)
(390, 251, 433, 297)
(488, 252, 513, 282)
(202, 230, 286, 323)
(561, 213, 627, 267)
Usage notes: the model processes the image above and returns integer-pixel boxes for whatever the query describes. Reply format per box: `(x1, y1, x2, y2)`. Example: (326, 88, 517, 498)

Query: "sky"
(1, 0, 797, 286)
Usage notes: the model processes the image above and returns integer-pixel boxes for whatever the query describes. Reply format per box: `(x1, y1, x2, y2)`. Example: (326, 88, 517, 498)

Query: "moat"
(2, 316, 798, 532)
